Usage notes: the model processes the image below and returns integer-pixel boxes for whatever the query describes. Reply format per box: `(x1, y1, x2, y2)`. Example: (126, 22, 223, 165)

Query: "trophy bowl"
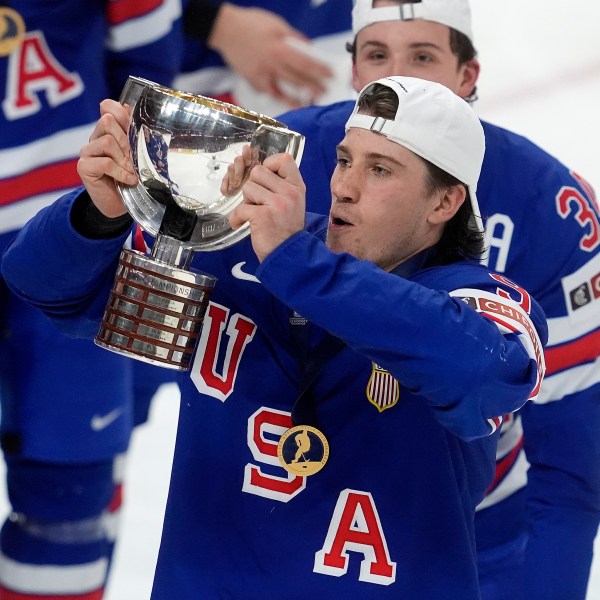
(94, 76, 305, 370)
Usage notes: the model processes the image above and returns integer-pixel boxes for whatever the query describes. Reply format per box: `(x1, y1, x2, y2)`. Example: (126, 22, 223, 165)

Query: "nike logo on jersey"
(231, 262, 260, 283)
(91, 408, 122, 431)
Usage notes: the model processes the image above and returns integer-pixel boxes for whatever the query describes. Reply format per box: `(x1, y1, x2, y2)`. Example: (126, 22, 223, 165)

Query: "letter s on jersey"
(190, 306, 305, 501)
(243, 407, 306, 502)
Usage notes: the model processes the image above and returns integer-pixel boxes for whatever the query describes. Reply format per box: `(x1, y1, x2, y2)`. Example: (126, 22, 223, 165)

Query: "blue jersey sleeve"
(2, 188, 130, 338)
(257, 229, 547, 442)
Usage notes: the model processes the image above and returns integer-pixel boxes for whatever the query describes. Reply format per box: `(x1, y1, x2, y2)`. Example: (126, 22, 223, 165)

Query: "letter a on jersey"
(314, 489, 396, 585)
(3, 31, 83, 120)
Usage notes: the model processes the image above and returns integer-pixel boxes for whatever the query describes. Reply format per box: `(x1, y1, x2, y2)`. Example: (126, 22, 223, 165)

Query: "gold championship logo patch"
(0, 8, 26, 57)
(366, 363, 399, 412)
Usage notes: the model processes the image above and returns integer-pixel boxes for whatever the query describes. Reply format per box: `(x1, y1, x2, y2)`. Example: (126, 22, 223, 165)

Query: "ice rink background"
(1, 0, 599, 597)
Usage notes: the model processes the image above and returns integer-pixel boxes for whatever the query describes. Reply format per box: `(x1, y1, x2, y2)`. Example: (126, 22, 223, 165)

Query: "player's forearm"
(2, 188, 129, 326)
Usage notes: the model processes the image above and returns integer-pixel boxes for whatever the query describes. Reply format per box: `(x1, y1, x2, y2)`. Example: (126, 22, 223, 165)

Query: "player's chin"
(326, 228, 353, 255)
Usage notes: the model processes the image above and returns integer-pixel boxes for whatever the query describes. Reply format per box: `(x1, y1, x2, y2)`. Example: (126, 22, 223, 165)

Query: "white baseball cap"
(352, 0, 473, 43)
(346, 76, 484, 232)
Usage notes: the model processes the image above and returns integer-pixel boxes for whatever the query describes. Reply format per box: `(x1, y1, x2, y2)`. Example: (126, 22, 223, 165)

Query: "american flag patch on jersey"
(366, 363, 400, 412)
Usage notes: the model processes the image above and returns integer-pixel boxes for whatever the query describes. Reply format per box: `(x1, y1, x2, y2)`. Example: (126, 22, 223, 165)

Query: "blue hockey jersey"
(278, 100, 600, 598)
(0, 0, 182, 461)
(2, 190, 547, 599)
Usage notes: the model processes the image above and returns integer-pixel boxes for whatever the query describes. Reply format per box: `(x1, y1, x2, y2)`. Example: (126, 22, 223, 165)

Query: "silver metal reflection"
(95, 76, 305, 370)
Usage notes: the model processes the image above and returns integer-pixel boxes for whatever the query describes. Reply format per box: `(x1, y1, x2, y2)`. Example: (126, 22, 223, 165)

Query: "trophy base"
(95, 249, 216, 371)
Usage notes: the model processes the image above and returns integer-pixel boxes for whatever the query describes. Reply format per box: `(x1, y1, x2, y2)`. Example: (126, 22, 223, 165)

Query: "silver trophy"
(95, 76, 305, 370)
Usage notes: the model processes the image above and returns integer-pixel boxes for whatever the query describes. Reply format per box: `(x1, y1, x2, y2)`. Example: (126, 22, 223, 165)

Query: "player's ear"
(428, 185, 467, 225)
(457, 58, 480, 99)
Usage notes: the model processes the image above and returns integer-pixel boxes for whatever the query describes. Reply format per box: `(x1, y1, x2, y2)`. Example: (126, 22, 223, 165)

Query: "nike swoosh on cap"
(231, 262, 260, 283)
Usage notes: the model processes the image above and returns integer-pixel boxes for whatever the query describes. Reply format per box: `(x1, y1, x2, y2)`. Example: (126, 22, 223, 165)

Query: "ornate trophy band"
(95, 76, 305, 370)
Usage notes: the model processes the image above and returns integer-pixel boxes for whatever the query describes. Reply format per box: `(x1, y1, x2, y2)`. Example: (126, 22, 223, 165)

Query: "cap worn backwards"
(351, 0, 473, 43)
(346, 75, 484, 232)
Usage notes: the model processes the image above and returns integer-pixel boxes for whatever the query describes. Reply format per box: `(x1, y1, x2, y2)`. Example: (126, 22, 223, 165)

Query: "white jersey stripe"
(536, 355, 600, 404)
(0, 553, 108, 594)
(547, 314, 600, 347)
(0, 123, 93, 178)
(477, 449, 529, 511)
(495, 413, 523, 461)
(106, 0, 182, 52)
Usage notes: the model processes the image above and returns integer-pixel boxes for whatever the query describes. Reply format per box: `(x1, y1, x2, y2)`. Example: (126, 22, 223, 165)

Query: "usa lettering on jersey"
(193, 306, 400, 589)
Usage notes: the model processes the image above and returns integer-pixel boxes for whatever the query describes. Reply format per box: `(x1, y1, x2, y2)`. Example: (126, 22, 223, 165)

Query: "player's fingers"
(277, 64, 329, 97)
(274, 46, 331, 95)
(221, 157, 244, 196)
(77, 155, 137, 187)
(242, 172, 303, 213)
(88, 111, 132, 161)
(220, 146, 256, 195)
(252, 154, 305, 193)
(278, 35, 333, 81)
(262, 152, 301, 178)
(99, 98, 131, 131)
(241, 178, 272, 206)
(229, 201, 256, 230)
(78, 136, 137, 184)
(83, 134, 134, 173)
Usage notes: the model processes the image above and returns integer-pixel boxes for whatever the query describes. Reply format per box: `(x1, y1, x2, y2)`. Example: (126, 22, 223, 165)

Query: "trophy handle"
(251, 124, 305, 168)
(119, 75, 160, 106)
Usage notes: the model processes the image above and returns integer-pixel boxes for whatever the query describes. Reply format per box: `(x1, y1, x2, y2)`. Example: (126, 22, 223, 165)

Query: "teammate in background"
(2, 75, 546, 598)
(0, 2, 181, 598)
(277, 1, 600, 598)
(177, 0, 356, 116)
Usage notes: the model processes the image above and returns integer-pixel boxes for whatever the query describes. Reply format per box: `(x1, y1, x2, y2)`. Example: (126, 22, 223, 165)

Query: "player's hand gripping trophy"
(94, 76, 304, 370)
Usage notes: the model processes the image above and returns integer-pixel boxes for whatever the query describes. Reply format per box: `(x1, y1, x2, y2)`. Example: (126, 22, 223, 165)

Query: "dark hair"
(356, 82, 485, 261)
(423, 161, 485, 262)
(346, 1, 479, 103)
